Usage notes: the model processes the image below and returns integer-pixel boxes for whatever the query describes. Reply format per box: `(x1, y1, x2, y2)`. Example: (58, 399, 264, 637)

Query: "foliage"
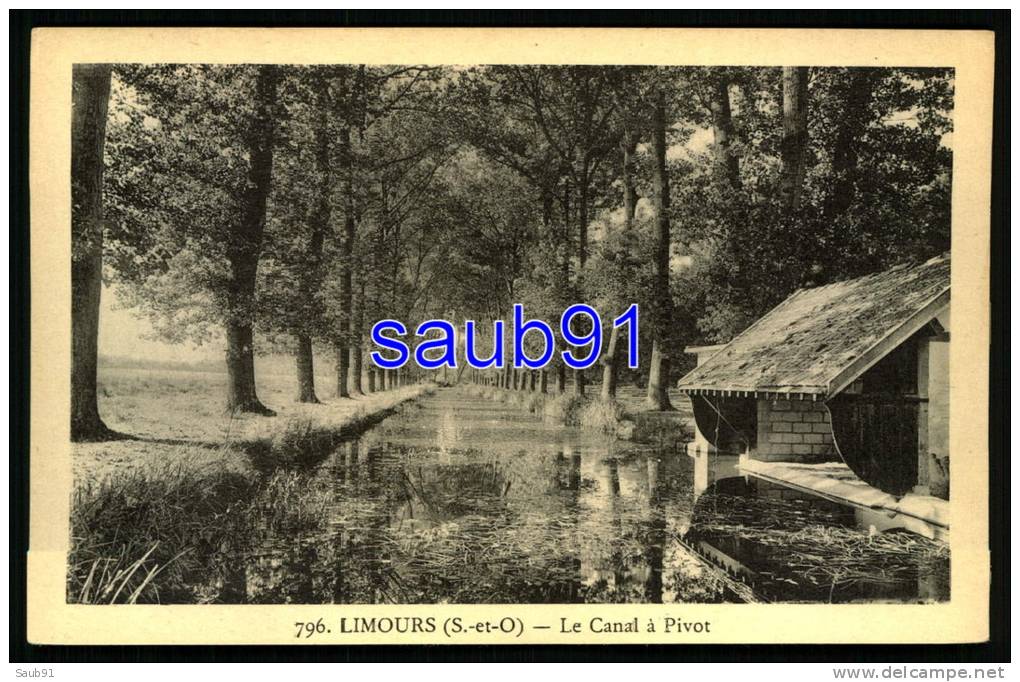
(101, 63, 954, 382)
(670, 67, 953, 342)
(104, 65, 276, 343)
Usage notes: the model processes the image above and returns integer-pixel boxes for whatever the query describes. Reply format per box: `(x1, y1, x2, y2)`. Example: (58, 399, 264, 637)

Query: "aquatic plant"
(266, 417, 337, 466)
(72, 541, 178, 605)
(579, 398, 626, 434)
(247, 469, 332, 534)
(68, 454, 338, 604)
(542, 394, 586, 426)
(684, 492, 950, 602)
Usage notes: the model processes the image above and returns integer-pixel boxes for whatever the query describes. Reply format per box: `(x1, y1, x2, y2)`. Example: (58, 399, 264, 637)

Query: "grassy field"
(75, 365, 426, 481)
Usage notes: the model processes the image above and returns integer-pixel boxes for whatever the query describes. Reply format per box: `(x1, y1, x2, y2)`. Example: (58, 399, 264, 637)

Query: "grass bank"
(69, 367, 435, 603)
(68, 456, 343, 604)
(76, 367, 431, 481)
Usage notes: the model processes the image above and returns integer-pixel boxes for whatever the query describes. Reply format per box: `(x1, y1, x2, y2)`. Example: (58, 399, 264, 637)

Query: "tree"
(335, 74, 358, 399)
(707, 70, 741, 190)
(497, 66, 621, 395)
(644, 84, 675, 411)
(599, 66, 651, 400)
(780, 66, 809, 210)
(104, 65, 282, 414)
(221, 66, 281, 414)
(257, 67, 334, 403)
(671, 66, 952, 343)
(297, 71, 333, 403)
(71, 64, 114, 441)
(454, 66, 572, 392)
(323, 65, 449, 396)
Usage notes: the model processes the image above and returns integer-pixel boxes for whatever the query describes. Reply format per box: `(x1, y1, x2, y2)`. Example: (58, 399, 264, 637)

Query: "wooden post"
(915, 338, 931, 495)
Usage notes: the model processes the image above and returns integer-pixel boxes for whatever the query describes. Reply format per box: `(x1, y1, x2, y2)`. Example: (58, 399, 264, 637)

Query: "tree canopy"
(89, 63, 953, 413)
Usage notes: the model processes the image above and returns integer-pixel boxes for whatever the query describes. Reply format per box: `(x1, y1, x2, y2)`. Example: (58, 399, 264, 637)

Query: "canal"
(239, 388, 949, 604)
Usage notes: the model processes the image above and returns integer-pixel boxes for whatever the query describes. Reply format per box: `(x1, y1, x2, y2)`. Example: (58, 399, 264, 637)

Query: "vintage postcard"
(28, 26, 994, 645)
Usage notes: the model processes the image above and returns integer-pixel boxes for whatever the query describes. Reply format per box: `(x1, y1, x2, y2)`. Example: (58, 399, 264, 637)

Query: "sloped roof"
(676, 254, 950, 399)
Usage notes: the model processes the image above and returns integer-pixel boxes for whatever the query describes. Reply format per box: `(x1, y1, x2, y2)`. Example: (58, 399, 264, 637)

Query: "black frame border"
(9, 8, 1009, 664)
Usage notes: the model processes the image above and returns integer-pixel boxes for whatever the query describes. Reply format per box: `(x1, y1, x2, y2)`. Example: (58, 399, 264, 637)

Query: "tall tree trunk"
(295, 74, 331, 404)
(601, 129, 640, 401)
(621, 128, 639, 228)
(823, 68, 873, 221)
(646, 86, 674, 411)
(336, 120, 356, 398)
(709, 75, 741, 189)
(577, 171, 589, 271)
(539, 369, 548, 394)
(780, 66, 809, 210)
(224, 65, 279, 415)
(573, 175, 587, 397)
(366, 186, 388, 395)
(70, 64, 114, 441)
(225, 323, 267, 414)
(601, 326, 621, 401)
(295, 334, 319, 403)
(335, 340, 348, 397)
(348, 267, 365, 395)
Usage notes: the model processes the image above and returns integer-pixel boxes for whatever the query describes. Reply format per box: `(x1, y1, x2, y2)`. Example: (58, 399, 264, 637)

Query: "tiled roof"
(676, 254, 950, 399)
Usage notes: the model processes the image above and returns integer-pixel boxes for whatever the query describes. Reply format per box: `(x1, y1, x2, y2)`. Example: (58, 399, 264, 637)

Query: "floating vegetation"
(684, 488, 949, 602)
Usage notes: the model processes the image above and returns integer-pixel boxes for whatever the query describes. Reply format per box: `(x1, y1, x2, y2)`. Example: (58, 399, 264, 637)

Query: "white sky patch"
(671, 126, 714, 161)
(99, 284, 223, 363)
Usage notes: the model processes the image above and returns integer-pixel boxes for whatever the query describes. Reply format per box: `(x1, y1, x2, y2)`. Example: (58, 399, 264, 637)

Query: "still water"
(240, 389, 949, 604)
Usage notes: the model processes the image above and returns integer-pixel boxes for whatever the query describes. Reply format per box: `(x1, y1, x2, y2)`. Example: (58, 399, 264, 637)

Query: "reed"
(68, 456, 256, 604)
(542, 394, 586, 426)
(579, 398, 626, 434)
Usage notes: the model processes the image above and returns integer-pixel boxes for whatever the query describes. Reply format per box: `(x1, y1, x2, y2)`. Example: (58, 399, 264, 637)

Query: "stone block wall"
(753, 398, 838, 463)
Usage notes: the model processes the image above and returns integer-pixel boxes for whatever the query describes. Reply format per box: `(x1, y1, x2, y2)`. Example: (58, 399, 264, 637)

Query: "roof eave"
(824, 288, 951, 400)
(677, 386, 827, 400)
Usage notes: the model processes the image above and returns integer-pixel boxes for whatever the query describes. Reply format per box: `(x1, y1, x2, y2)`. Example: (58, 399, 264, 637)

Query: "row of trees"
(70, 63, 952, 441)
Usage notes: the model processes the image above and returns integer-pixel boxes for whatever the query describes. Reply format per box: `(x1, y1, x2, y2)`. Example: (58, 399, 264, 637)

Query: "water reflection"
(237, 389, 949, 604)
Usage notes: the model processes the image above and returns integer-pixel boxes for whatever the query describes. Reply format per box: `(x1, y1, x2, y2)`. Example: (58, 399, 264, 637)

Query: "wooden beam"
(915, 336, 931, 494)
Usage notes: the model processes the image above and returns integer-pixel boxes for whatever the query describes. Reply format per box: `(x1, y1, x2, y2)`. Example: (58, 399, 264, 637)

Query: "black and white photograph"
(67, 60, 955, 606)
(18, 22, 1000, 654)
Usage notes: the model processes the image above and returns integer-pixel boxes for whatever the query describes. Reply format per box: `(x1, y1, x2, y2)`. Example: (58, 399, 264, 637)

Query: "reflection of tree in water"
(233, 394, 943, 605)
(372, 446, 585, 603)
(570, 452, 735, 604)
